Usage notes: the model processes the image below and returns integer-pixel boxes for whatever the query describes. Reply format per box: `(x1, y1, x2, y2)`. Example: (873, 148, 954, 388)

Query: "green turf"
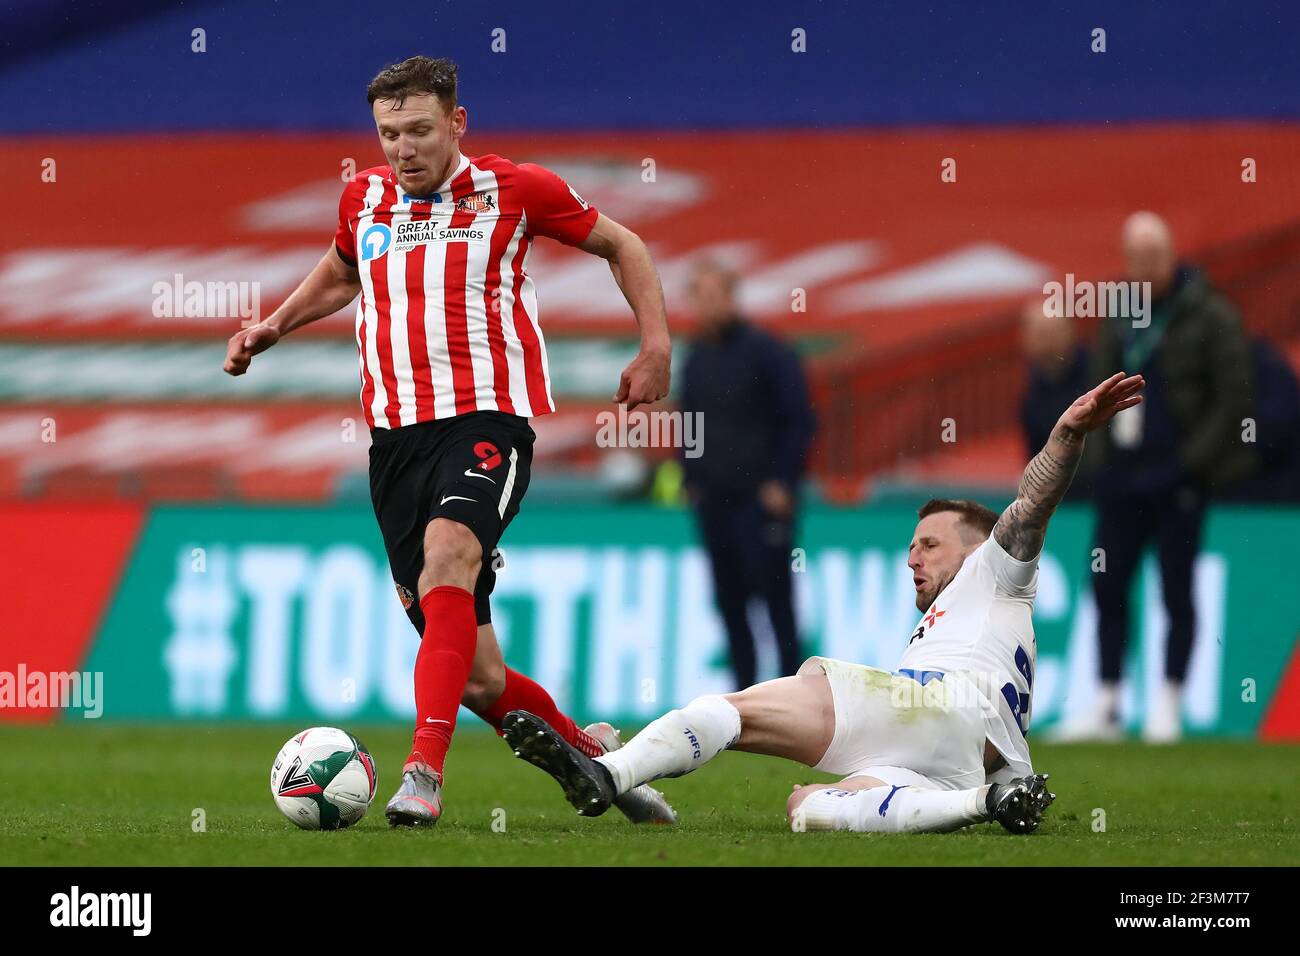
(1, 724, 1295, 866)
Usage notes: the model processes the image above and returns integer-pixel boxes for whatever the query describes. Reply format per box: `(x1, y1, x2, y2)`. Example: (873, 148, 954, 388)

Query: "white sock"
(1097, 682, 1119, 723)
(794, 784, 989, 834)
(1159, 680, 1183, 711)
(596, 695, 742, 795)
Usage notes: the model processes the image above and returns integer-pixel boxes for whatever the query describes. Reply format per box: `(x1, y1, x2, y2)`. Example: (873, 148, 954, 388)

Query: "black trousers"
(692, 490, 802, 689)
(1092, 486, 1207, 683)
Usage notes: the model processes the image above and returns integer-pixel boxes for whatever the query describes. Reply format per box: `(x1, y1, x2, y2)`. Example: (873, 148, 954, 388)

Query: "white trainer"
(1049, 709, 1125, 743)
(1142, 681, 1183, 744)
(1050, 683, 1125, 742)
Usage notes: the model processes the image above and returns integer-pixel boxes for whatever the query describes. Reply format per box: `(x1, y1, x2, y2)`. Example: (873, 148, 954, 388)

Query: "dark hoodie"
(1089, 265, 1257, 494)
(679, 316, 817, 497)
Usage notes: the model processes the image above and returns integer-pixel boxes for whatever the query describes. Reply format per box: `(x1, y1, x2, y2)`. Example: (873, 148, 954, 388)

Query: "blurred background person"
(1220, 335, 1300, 502)
(1020, 298, 1094, 499)
(679, 261, 816, 689)
(1067, 211, 1258, 743)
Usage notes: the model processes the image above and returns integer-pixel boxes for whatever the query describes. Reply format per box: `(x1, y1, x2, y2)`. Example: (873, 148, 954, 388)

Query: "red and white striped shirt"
(334, 152, 598, 429)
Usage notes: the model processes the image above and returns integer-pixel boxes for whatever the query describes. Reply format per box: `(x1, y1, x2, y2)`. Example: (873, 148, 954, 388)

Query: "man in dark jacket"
(680, 262, 817, 689)
(1065, 212, 1256, 743)
(1220, 337, 1300, 501)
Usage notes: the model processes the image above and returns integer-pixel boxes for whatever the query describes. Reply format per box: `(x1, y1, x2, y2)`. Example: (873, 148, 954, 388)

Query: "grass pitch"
(1, 724, 1295, 866)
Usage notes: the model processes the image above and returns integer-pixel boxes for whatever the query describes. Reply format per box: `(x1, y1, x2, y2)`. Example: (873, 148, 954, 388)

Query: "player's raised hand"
(1059, 372, 1145, 433)
(613, 345, 671, 410)
(223, 323, 281, 376)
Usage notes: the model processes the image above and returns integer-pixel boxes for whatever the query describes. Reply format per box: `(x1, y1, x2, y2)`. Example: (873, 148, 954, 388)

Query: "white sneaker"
(1049, 710, 1124, 743)
(584, 722, 679, 825)
(1142, 682, 1183, 744)
(1049, 682, 1125, 742)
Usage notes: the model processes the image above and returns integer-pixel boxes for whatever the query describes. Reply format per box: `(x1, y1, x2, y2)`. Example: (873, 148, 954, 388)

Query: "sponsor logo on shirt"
(393, 218, 487, 251)
(923, 603, 946, 628)
(359, 223, 392, 262)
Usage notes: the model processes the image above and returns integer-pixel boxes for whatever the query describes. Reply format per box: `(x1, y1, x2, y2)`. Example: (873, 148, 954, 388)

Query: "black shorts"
(368, 410, 534, 631)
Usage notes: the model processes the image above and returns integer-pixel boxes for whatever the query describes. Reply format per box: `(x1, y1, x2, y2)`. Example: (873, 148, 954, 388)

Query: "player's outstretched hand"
(614, 345, 671, 411)
(223, 323, 281, 376)
(1059, 372, 1144, 434)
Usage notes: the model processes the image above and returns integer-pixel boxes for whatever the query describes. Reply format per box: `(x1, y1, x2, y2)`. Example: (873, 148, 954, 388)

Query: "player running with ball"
(224, 56, 675, 827)
(506, 373, 1145, 834)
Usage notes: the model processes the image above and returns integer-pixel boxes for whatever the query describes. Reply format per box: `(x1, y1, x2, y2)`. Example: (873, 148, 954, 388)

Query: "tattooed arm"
(993, 372, 1145, 561)
(993, 423, 1086, 560)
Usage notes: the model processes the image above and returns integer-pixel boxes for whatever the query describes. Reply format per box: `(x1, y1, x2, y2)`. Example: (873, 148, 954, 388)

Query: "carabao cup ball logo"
(360, 223, 392, 262)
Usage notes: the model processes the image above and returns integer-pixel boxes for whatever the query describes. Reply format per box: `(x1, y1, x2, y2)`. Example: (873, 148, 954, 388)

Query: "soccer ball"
(270, 727, 378, 830)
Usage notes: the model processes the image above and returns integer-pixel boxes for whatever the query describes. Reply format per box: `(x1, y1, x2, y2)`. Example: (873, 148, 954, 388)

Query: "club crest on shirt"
(456, 190, 497, 212)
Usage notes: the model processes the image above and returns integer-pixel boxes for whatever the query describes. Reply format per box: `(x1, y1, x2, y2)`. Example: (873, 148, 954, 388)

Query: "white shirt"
(895, 534, 1039, 777)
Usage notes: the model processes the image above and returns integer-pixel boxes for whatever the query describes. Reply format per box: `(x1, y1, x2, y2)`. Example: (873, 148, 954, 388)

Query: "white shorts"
(798, 656, 988, 791)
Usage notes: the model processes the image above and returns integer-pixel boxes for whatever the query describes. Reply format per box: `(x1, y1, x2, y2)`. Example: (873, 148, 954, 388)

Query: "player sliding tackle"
(507, 373, 1145, 834)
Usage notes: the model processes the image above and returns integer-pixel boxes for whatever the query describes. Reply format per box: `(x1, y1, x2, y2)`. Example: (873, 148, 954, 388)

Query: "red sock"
(478, 667, 604, 758)
(408, 585, 477, 775)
